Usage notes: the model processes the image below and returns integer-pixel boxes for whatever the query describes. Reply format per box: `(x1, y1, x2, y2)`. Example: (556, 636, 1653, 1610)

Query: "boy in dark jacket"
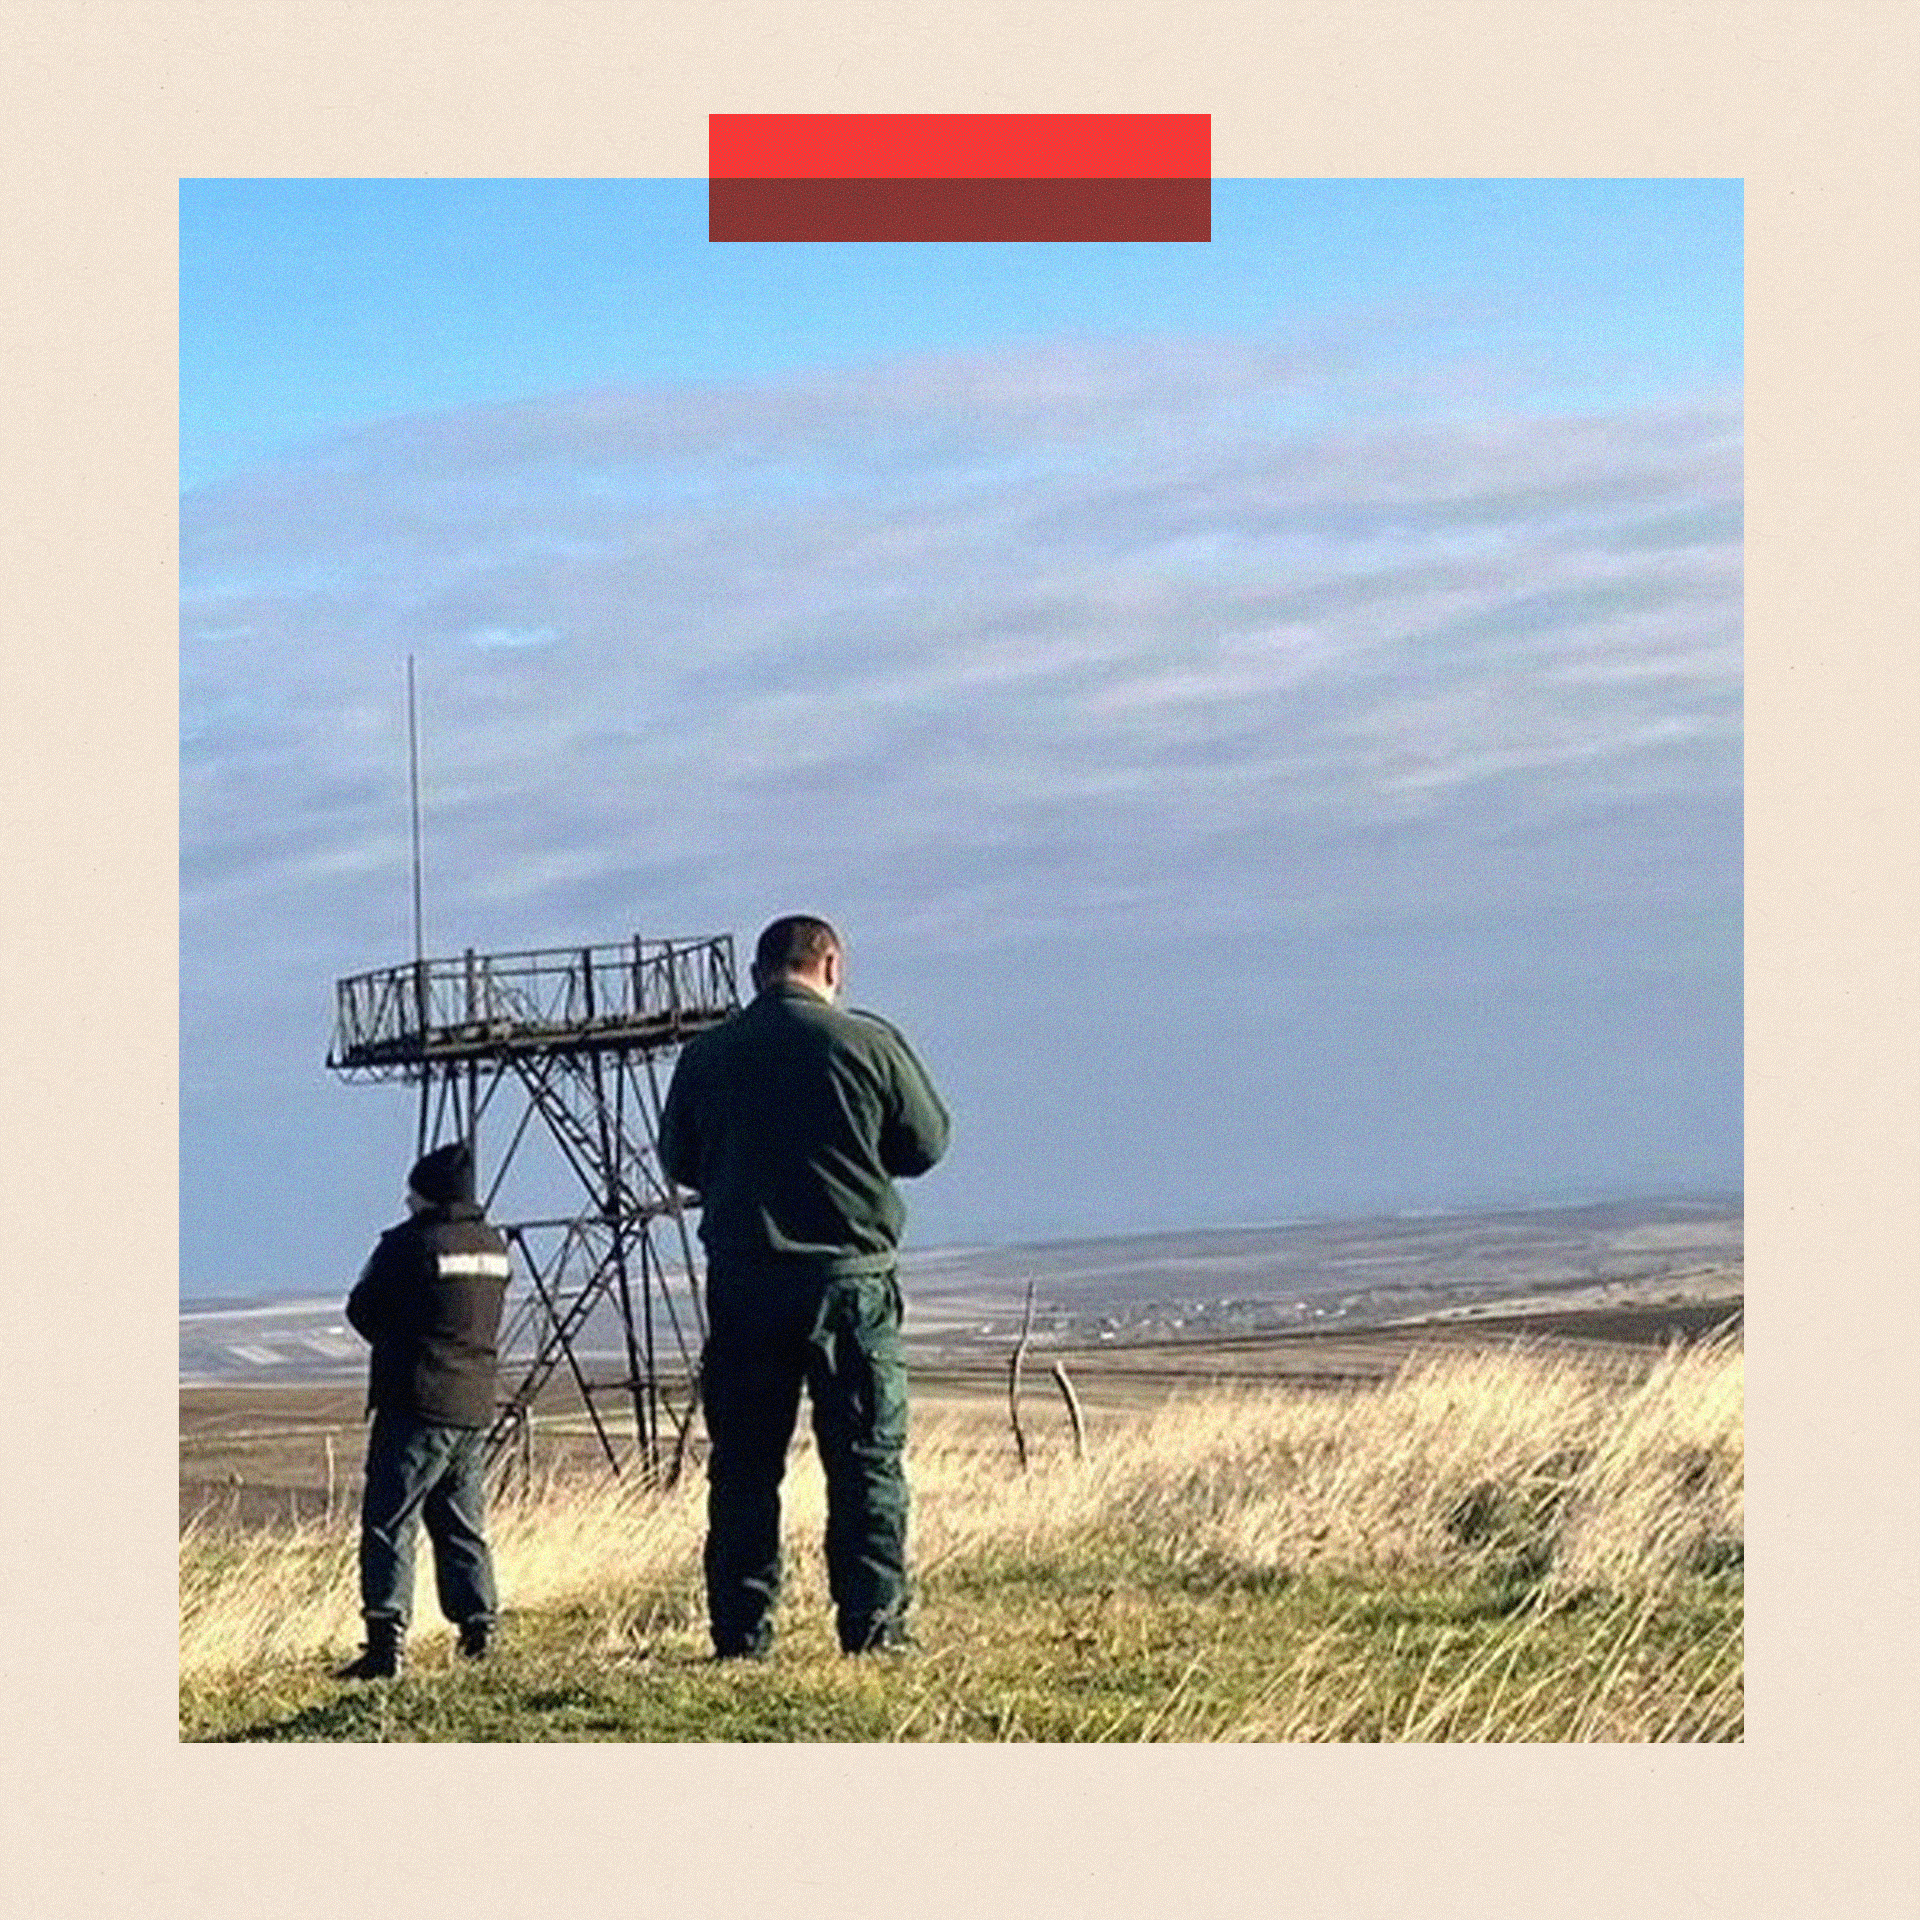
(336, 1140, 510, 1680)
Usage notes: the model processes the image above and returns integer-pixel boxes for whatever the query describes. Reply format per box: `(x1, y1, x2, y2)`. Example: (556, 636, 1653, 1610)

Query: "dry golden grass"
(1083, 1337, 1744, 1596)
(182, 1338, 1741, 1704)
(179, 1458, 707, 1678)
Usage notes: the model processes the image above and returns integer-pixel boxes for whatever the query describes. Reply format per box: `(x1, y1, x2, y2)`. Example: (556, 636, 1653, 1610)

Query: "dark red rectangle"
(708, 177, 1210, 242)
(710, 113, 1209, 181)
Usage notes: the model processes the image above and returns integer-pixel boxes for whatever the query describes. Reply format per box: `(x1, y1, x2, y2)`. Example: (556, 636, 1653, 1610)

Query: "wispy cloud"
(181, 328, 1741, 1264)
(183, 334, 1738, 960)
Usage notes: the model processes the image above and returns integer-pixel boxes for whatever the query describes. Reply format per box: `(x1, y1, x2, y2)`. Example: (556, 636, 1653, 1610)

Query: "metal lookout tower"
(327, 935, 741, 1481)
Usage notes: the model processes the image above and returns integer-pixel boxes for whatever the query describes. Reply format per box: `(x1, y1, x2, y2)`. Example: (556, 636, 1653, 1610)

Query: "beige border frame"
(7, 2, 1917, 1912)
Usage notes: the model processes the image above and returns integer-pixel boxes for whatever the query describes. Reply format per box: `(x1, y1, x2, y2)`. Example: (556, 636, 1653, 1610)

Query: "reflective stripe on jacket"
(346, 1202, 510, 1427)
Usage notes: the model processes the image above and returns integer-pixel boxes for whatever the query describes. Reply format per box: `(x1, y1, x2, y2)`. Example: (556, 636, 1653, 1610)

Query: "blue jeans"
(358, 1410, 498, 1629)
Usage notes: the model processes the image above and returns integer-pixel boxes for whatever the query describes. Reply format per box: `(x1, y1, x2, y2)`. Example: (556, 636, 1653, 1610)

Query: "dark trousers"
(700, 1266, 910, 1655)
(358, 1408, 498, 1630)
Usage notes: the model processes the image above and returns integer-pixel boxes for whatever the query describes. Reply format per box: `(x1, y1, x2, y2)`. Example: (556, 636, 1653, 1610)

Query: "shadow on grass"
(198, 1651, 905, 1743)
(212, 1674, 624, 1743)
(223, 1690, 395, 1743)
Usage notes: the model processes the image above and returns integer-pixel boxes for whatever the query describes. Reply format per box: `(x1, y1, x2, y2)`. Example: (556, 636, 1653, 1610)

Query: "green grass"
(180, 1546, 1741, 1743)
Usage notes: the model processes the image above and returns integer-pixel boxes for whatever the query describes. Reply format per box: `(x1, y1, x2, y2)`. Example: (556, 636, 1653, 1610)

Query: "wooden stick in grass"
(1007, 1274, 1036, 1471)
(1050, 1361, 1086, 1463)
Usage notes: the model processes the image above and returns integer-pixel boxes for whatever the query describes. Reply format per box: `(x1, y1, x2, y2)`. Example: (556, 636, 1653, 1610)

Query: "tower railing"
(328, 934, 738, 1080)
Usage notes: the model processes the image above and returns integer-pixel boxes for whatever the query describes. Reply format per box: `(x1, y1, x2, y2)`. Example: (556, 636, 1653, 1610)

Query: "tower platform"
(328, 934, 739, 1080)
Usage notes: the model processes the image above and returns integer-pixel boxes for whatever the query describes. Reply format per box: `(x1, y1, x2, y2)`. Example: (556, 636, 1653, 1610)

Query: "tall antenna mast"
(406, 654, 430, 1154)
(407, 652, 425, 968)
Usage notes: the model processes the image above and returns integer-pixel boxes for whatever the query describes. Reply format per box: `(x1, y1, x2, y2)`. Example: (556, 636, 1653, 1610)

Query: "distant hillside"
(181, 1196, 1739, 1386)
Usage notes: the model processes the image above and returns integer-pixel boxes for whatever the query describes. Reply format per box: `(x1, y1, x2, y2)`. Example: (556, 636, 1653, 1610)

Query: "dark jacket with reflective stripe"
(346, 1201, 510, 1428)
(658, 981, 950, 1276)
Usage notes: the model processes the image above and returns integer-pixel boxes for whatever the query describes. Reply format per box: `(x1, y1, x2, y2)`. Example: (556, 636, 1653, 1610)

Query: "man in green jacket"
(659, 914, 950, 1658)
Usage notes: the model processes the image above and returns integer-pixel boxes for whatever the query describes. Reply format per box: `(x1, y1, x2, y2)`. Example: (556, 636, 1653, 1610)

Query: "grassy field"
(180, 1333, 1742, 1741)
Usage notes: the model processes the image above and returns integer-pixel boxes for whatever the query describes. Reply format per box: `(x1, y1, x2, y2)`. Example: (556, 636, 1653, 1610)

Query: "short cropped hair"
(752, 914, 843, 985)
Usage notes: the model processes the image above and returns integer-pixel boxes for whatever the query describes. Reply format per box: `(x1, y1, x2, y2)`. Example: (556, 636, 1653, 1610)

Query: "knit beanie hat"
(407, 1141, 475, 1207)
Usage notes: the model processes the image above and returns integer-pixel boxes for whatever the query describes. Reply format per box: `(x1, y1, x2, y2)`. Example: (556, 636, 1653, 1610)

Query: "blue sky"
(181, 177, 1742, 1299)
(182, 179, 1740, 487)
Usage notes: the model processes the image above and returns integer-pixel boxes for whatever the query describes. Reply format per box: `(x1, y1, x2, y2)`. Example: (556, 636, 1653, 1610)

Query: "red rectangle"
(709, 114, 1210, 181)
(708, 177, 1210, 243)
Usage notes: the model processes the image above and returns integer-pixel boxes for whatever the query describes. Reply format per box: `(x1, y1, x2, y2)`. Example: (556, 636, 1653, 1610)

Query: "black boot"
(840, 1615, 916, 1657)
(456, 1618, 492, 1661)
(334, 1617, 405, 1681)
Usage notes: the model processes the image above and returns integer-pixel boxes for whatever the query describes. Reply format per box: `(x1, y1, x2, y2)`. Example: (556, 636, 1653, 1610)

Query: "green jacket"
(658, 980, 950, 1275)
